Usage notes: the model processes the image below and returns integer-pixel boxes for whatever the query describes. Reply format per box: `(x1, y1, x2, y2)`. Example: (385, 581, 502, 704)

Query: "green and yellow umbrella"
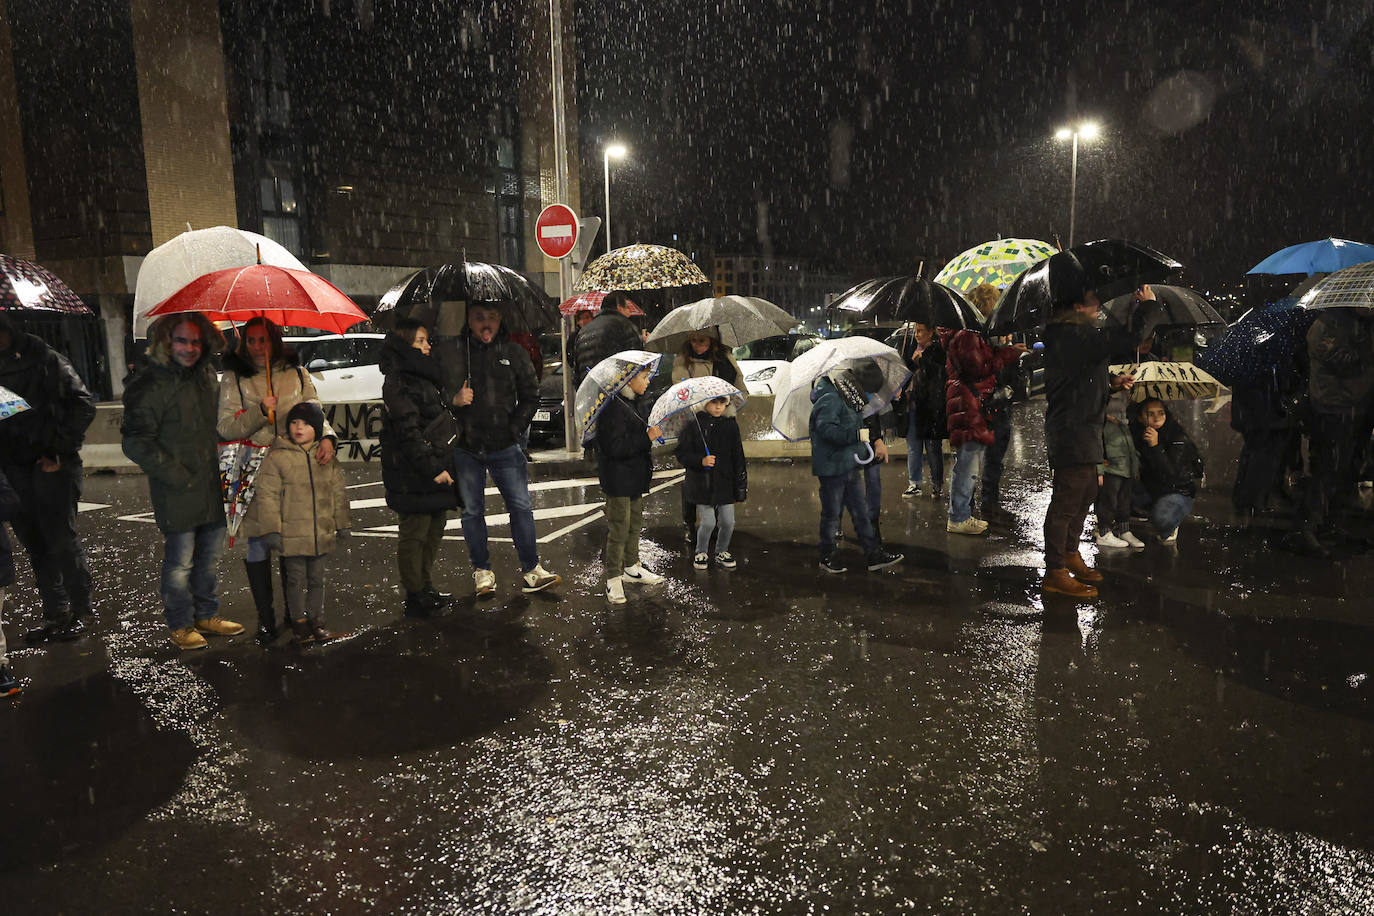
(934, 238, 1058, 292)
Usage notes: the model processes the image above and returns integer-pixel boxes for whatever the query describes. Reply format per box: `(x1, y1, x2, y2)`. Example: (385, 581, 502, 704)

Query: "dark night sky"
(574, 0, 1374, 286)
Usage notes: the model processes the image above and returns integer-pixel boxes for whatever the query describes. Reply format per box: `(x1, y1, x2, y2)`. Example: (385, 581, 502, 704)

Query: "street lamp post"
(1054, 122, 1099, 247)
(603, 143, 626, 253)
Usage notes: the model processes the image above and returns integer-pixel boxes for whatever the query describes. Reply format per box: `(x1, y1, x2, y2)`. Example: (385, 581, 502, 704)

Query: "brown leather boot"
(1043, 567, 1098, 598)
(1064, 552, 1104, 583)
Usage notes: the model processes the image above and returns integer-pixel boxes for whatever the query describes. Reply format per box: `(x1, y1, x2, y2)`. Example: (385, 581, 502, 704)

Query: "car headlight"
(746, 367, 777, 382)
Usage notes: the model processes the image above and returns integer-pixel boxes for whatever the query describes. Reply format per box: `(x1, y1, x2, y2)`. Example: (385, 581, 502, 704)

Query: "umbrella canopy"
(573, 244, 709, 293)
(1103, 284, 1225, 329)
(934, 238, 1059, 292)
(1294, 260, 1374, 311)
(558, 290, 645, 317)
(987, 239, 1183, 335)
(647, 376, 747, 440)
(1109, 361, 1224, 402)
(0, 384, 31, 421)
(1194, 300, 1316, 387)
(573, 349, 662, 444)
(770, 337, 910, 441)
(375, 261, 557, 334)
(827, 277, 982, 329)
(1247, 238, 1374, 276)
(133, 226, 306, 338)
(645, 295, 794, 353)
(219, 439, 271, 541)
(0, 254, 91, 315)
(145, 265, 368, 334)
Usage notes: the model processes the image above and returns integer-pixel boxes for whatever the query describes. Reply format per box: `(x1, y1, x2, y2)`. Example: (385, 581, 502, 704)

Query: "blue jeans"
(1151, 493, 1194, 539)
(949, 441, 985, 523)
(245, 534, 270, 563)
(905, 412, 944, 487)
(160, 521, 227, 630)
(696, 503, 736, 554)
(818, 471, 879, 557)
(835, 463, 882, 539)
(981, 417, 1011, 509)
(455, 445, 539, 572)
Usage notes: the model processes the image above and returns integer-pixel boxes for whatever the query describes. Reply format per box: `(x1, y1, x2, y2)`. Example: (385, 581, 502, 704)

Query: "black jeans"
(1044, 464, 1097, 570)
(980, 417, 1012, 509)
(3, 458, 92, 623)
(1301, 411, 1360, 533)
(1233, 426, 1294, 513)
(1095, 475, 1132, 534)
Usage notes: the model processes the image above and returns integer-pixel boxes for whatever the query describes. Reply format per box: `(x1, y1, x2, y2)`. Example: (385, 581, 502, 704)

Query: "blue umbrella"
(1194, 299, 1316, 386)
(1246, 238, 1374, 277)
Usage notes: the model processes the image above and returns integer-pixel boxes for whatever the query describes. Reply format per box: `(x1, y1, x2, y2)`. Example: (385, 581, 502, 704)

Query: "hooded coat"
(1042, 311, 1143, 468)
(1130, 407, 1204, 499)
(244, 435, 352, 556)
(433, 324, 539, 453)
(897, 334, 947, 440)
(675, 411, 747, 505)
(941, 329, 1022, 448)
(595, 391, 653, 498)
(573, 306, 642, 382)
(1306, 310, 1374, 416)
(378, 332, 459, 515)
(0, 322, 96, 467)
(809, 376, 868, 477)
(217, 350, 336, 446)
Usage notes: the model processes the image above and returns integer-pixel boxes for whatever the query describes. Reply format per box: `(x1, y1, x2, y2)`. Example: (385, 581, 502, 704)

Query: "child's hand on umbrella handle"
(647, 425, 662, 441)
(702, 455, 716, 468)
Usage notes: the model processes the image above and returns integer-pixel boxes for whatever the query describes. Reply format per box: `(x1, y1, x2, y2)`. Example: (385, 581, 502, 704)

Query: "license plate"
(533, 410, 551, 422)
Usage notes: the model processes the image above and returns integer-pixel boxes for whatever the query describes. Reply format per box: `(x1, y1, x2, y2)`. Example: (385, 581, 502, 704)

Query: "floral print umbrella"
(0, 254, 91, 315)
(573, 244, 709, 293)
(0, 384, 31, 421)
(647, 376, 746, 440)
(934, 238, 1058, 292)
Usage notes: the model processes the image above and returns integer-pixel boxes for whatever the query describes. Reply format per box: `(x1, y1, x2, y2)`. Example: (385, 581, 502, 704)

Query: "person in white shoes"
(1094, 394, 1146, 549)
(595, 365, 665, 604)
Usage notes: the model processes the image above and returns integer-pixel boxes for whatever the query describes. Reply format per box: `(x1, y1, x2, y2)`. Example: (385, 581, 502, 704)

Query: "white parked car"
(733, 333, 820, 395)
(287, 333, 385, 402)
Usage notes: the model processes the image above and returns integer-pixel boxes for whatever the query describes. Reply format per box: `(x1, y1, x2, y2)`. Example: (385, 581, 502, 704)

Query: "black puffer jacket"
(1042, 312, 1146, 468)
(0, 327, 96, 466)
(433, 325, 538, 453)
(675, 412, 747, 505)
(596, 393, 652, 498)
(573, 309, 642, 383)
(908, 340, 947, 439)
(1306, 310, 1374, 415)
(379, 333, 459, 515)
(1131, 409, 1204, 499)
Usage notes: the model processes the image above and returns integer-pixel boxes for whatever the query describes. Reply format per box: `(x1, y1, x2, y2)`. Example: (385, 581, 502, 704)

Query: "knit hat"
(286, 401, 325, 443)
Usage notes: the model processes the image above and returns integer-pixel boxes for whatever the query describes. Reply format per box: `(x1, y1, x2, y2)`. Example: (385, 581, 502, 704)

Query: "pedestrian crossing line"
(345, 469, 682, 502)
(78, 502, 111, 512)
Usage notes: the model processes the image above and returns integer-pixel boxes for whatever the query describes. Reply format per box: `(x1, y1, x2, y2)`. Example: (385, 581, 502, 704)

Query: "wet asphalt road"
(3, 399, 1373, 914)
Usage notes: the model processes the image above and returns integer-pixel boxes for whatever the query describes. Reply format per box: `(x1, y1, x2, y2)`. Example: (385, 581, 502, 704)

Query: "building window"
(494, 103, 522, 268)
(260, 162, 302, 257)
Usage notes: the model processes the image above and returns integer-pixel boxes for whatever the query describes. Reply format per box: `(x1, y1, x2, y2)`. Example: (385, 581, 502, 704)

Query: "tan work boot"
(1064, 552, 1104, 583)
(1043, 567, 1098, 599)
(195, 616, 245, 636)
(169, 627, 208, 650)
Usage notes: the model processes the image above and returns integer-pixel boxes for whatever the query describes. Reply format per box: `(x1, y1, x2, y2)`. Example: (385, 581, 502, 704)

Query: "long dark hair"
(679, 332, 723, 365)
(235, 316, 286, 365)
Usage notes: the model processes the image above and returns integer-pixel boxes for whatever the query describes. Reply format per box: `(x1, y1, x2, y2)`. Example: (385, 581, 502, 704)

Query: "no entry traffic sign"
(536, 204, 579, 260)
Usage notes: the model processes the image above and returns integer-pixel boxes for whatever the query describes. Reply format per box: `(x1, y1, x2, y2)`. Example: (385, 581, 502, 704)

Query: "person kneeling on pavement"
(248, 402, 352, 643)
(1130, 399, 1204, 545)
(810, 361, 903, 574)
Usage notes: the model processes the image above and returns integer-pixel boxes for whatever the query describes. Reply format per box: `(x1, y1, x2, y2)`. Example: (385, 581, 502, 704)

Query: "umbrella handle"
(265, 360, 275, 427)
(854, 442, 875, 464)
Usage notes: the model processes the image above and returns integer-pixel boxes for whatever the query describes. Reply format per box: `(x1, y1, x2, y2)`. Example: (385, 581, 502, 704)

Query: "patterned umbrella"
(574, 349, 662, 444)
(1194, 300, 1315, 387)
(573, 244, 709, 293)
(1295, 260, 1374, 311)
(770, 337, 910, 441)
(375, 261, 558, 333)
(559, 290, 645, 317)
(646, 295, 794, 353)
(145, 265, 368, 334)
(1247, 238, 1374, 277)
(0, 384, 31, 421)
(934, 238, 1059, 292)
(0, 254, 91, 315)
(647, 376, 746, 441)
(1109, 361, 1224, 402)
(219, 439, 271, 542)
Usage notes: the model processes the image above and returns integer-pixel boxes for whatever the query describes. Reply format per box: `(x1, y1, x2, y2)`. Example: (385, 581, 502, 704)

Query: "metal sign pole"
(549, 0, 579, 454)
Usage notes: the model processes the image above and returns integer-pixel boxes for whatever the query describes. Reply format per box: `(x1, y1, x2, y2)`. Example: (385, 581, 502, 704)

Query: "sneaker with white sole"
(605, 576, 627, 604)
(622, 564, 665, 585)
(902, 483, 920, 498)
(1120, 530, 1146, 548)
(1160, 529, 1179, 544)
(819, 555, 847, 574)
(946, 517, 989, 535)
(474, 568, 497, 597)
(1095, 531, 1130, 548)
(715, 551, 737, 569)
(692, 552, 710, 569)
(521, 563, 561, 593)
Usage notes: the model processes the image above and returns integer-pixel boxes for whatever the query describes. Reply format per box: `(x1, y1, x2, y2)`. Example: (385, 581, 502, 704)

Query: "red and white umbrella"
(145, 265, 367, 335)
(558, 290, 645, 317)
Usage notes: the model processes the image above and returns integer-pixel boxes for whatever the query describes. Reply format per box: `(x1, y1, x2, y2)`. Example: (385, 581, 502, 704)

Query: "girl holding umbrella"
(671, 329, 743, 542)
(218, 317, 338, 645)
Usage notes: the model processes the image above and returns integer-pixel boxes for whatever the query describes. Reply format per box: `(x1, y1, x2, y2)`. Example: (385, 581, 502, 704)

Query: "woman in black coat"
(380, 320, 460, 617)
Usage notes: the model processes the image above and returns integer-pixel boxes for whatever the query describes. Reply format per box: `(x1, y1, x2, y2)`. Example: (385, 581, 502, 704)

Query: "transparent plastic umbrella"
(647, 376, 746, 442)
(645, 295, 794, 353)
(770, 337, 910, 441)
(574, 349, 662, 444)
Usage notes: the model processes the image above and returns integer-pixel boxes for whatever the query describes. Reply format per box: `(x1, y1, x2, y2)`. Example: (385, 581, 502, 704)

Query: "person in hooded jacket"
(380, 319, 459, 618)
(810, 363, 903, 574)
(595, 365, 666, 604)
(218, 316, 337, 645)
(1093, 392, 1146, 548)
(435, 303, 560, 598)
(896, 323, 947, 500)
(675, 397, 748, 569)
(671, 327, 744, 542)
(572, 292, 642, 385)
(941, 328, 1027, 535)
(1130, 399, 1204, 543)
(0, 312, 96, 644)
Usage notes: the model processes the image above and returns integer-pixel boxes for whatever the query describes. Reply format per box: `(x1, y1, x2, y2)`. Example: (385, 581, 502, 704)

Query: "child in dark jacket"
(595, 367, 665, 605)
(1094, 393, 1146, 548)
(0, 467, 21, 696)
(1131, 399, 1204, 544)
(675, 397, 747, 570)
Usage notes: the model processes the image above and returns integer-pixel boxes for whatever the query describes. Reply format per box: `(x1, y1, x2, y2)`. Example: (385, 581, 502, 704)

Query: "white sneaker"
(1095, 531, 1130, 548)
(521, 563, 561, 593)
(622, 564, 665, 585)
(1120, 530, 1146, 548)
(473, 568, 496, 597)
(605, 576, 627, 605)
(1160, 529, 1179, 544)
(692, 552, 709, 570)
(902, 483, 920, 498)
(947, 517, 988, 535)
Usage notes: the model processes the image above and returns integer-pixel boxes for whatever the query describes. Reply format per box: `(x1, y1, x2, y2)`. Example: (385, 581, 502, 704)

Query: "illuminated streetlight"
(1055, 122, 1100, 246)
(603, 143, 627, 253)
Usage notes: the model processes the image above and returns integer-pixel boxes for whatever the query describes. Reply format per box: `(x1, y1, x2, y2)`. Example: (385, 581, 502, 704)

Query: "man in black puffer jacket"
(434, 303, 560, 599)
(572, 292, 642, 385)
(0, 312, 96, 643)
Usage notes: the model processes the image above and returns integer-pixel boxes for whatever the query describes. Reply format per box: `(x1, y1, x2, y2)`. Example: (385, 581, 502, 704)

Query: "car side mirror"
(307, 358, 328, 372)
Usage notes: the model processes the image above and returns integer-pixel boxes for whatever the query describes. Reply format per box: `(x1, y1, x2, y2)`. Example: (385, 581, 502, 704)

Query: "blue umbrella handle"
(854, 442, 875, 464)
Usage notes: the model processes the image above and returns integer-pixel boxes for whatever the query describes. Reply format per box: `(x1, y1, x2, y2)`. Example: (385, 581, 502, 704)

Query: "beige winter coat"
(217, 357, 336, 446)
(243, 436, 351, 557)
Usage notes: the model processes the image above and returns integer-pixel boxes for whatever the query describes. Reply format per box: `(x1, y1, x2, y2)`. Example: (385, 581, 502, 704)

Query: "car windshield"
(735, 335, 818, 361)
(296, 337, 381, 370)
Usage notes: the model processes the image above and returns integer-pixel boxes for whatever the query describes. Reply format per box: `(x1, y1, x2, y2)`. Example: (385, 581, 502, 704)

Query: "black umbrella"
(0, 254, 92, 315)
(987, 239, 1182, 335)
(1103, 284, 1224, 330)
(373, 261, 558, 334)
(828, 277, 983, 329)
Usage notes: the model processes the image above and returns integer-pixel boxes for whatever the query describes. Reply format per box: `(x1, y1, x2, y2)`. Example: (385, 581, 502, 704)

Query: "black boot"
(278, 557, 293, 633)
(405, 589, 450, 619)
(245, 559, 278, 646)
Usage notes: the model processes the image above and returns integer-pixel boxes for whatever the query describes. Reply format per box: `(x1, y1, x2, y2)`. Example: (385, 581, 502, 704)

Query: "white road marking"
(78, 502, 111, 512)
